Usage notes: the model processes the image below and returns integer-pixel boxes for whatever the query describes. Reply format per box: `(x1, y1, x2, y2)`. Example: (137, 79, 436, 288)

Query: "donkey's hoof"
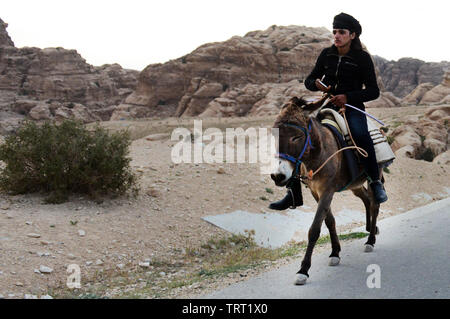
(364, 244, 374, 252)
(328, 257, 340, 266)
(294, 273, 308, 285)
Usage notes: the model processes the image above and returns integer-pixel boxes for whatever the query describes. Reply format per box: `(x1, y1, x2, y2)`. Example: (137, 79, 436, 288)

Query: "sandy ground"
(0, 106, 448, 299)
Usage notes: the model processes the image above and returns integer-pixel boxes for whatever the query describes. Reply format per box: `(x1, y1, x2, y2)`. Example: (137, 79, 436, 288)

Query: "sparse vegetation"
(419, 134, 426, 144)
(52, 231, 368, 299)
(0, 120, 139, 203)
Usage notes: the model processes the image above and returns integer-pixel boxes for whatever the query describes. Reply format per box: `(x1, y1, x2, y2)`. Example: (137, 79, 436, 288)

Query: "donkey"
(270, 96, 383, 285)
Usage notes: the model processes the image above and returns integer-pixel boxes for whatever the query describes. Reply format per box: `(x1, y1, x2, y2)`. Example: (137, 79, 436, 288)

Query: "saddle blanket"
(319, 108, 396, 167)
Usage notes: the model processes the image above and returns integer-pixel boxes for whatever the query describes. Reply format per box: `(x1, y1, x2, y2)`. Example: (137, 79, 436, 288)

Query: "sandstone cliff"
(419, 70, 450, 104)
(2, 16, 449, 130)
(390, 105, 449, 161)
(373, 55, 450, 98)
(401, 69, 450, 105)
(113, 26, 450, 118)
(0, 18, 139, 134)
(0, 19, 14, 47)
(111, 25, 333, 120)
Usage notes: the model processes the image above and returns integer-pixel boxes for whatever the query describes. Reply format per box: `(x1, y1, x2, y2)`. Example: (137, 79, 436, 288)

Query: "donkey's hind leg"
(352, 186, 379, 252)
(351, 186, 371, 232)
(364, 182, 381, 252)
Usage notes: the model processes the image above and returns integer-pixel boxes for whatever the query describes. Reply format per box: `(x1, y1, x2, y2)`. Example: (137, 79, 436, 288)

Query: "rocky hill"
(402, 70, 450, 105)
(111, 25, 333, 120)
(0, 18, 139, 134)
(390, 105, 449, 162)
(113, 26, 449, 119)
(0, 19, 14, 47)
(373, 55, 450, 98)
(1, 17, 449, 131)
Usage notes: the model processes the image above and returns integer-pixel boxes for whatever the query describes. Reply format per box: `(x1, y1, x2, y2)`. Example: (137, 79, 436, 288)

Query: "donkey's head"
(270, 96, 327, 186)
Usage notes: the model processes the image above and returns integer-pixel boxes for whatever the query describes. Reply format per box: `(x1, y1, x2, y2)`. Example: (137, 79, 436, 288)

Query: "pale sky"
(2, 0, 449, 70)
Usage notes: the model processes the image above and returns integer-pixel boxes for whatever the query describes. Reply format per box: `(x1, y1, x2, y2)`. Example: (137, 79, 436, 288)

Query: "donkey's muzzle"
(271, 173, 287, 186)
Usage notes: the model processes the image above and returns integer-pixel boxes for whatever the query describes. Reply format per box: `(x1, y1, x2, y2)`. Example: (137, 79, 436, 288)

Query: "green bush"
(0, 120, 138, 203)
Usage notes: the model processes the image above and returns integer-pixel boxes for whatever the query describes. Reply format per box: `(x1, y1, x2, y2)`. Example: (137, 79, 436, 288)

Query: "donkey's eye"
(290, 136, 302, 142)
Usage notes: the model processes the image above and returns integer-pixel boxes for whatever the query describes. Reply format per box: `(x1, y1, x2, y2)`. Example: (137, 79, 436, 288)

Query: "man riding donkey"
(269, 12, 388, 210)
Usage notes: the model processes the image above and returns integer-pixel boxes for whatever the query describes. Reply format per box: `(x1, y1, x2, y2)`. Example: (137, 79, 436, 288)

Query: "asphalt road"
(202, 197, 450, 299)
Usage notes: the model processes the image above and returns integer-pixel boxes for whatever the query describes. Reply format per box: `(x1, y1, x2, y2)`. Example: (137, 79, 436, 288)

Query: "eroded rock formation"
(373, 56, 450, 98)
(0, 18, 138, 134)
(111, 25, 333, 120)
(390, 105, 449, 160)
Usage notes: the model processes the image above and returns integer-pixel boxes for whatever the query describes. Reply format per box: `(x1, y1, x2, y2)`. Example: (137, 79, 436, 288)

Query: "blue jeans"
(344, 107, 380, 181)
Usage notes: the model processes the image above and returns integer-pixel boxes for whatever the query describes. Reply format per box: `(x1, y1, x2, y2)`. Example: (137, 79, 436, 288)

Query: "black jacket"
(304, 45, 379, 109)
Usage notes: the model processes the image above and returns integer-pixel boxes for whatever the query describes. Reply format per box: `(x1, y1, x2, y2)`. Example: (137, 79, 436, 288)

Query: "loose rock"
(39, 265, 53, 274)
(139, 262, 150, 268)
(95, 259, 104, 266)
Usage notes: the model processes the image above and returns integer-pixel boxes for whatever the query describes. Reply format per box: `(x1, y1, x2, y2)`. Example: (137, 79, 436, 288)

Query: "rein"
(276, 96, 370, 181)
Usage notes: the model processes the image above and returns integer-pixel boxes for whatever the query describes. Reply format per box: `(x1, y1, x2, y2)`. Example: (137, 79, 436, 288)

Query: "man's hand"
(329, 94, 347, 109)
(315, 79, 331, 93)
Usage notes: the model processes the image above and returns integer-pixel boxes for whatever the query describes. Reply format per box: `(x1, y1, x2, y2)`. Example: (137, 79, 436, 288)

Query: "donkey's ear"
(282, 96, 302, 109)
(290, 96, 308, 107)
(301, 95, 328, 113)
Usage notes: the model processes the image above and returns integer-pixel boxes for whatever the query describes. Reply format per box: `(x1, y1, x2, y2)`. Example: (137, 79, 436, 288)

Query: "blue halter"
(276, 121, 314, 178)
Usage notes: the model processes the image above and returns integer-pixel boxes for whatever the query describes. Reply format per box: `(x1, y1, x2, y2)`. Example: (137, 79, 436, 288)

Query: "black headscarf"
(333, 12, 362, 36)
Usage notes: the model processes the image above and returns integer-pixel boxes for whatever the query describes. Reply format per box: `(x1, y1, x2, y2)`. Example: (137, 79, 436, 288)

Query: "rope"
(302, 96, 368, 181)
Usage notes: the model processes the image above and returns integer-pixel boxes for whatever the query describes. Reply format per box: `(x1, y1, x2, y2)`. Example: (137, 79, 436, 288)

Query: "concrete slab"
(202, 207, 366, 248)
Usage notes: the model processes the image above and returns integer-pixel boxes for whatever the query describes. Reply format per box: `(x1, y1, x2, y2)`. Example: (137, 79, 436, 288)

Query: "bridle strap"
(275, 120, 314, 178)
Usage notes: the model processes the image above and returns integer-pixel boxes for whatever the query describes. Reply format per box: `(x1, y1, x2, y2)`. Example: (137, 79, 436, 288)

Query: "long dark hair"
(351, 36, 363, 51)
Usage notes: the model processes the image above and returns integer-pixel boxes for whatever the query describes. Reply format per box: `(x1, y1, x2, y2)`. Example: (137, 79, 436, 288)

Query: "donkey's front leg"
(295, 192, 334, 285)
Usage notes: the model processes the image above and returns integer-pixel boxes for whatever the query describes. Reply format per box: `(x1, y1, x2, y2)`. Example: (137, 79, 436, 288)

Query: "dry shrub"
(0, 120, 138, 203)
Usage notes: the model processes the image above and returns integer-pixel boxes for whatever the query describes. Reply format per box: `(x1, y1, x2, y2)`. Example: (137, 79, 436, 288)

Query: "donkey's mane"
(275, 96, 310, 128)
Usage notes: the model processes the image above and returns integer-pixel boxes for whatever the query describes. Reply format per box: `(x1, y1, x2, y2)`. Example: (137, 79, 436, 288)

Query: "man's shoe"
(370, 180, 388, 204)
(269, 178, 303, 210)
